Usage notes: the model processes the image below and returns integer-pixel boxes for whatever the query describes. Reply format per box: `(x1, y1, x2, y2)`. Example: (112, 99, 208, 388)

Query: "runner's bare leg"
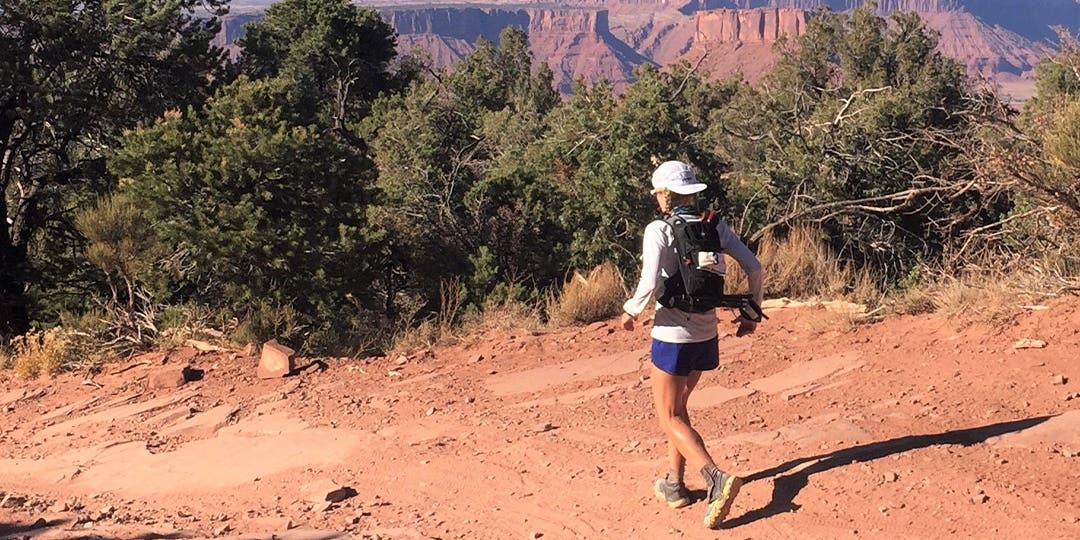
(652, 366, 715, 473)
(665, 370, 702, 483)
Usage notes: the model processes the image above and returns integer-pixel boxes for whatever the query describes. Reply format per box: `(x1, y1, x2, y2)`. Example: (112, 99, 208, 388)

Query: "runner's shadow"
(723, 415, 1055, 529)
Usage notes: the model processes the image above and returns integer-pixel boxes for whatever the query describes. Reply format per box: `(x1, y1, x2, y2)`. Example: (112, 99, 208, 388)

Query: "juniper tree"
(366, 27, 563, 312)
(110, 77, 384, 351)
(708, 8, 1008, 279)
(0, 0, 228, 337)
(237, 0, 399, 148)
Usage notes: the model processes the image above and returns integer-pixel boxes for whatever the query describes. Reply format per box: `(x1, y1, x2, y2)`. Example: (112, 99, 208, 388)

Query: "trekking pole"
(715, 295, 769, 323)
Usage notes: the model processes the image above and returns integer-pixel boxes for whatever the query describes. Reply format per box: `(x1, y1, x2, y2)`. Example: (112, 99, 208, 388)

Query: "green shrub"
(232, 300, 304, 347)
(58, 309, 109, 335)
(75, 194, 162, 307)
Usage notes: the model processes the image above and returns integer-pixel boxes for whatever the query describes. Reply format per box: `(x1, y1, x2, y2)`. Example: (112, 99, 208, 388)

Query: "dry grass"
(9, 328, 81, 378)
(725, 226, 880, 304)
(889, 260, 1077, 323)
(390, 284, 547, 355)
(801, 307, 862, 336)
(230, 301, 302, 348)
(389, 278, 468, 355)
(388, 319, 442, 355)
(0, 346, 12, 372)
(463, 297, 545, 334)
(549, 261, 627, 326)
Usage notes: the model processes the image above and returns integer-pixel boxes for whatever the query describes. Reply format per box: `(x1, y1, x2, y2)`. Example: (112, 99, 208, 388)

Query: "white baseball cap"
(650, 160, 707, 195)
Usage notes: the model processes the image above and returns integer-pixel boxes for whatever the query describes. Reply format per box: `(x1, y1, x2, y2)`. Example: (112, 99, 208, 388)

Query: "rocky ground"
(1, 299, 1078, 539)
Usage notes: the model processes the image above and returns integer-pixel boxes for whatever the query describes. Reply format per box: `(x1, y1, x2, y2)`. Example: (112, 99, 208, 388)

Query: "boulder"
(257, 339, 296, 379)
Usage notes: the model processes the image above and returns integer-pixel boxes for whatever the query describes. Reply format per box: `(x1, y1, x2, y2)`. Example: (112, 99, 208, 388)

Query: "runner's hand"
(734, 317, 756, 337)
(620, 312, 635, 331)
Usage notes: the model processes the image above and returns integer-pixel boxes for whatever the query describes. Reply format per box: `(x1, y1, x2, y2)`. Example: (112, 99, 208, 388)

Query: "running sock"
(665, 470, 684, 487)
(701, 463, 721, 485)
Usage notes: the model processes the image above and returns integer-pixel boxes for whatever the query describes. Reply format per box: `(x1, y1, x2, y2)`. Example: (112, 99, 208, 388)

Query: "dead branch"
(665, 46, 710, 104)
(954, 206, 1059, 260)
(750, 182, 973, 243)
(109, 359, 153, 375)
(833, 86, 892, 122)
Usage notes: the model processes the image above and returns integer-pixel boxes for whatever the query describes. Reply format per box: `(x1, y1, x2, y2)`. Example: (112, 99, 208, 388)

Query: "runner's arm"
(717, 222, 764, 306)
(623, 221, 666, 318)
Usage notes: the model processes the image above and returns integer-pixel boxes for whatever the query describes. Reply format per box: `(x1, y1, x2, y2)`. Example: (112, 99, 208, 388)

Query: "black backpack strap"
(664, 214, 693, 267)
(657, 216, 680, 310)
(701, 210, 725, 252)
(663, 213, 688, 231)
(659, 214, 698, 311)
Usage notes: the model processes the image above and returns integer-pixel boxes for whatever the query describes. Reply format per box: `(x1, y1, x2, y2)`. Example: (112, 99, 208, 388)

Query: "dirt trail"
(2, 300, 1079, 539)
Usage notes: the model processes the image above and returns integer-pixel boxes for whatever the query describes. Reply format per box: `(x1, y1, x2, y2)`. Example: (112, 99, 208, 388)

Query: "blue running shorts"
(650, 336, 720, 377)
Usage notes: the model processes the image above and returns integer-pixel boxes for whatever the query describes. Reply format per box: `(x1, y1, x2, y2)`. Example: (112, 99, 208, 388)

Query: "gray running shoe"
(703, 469, 742, 529)
(653, 477, 691, 509)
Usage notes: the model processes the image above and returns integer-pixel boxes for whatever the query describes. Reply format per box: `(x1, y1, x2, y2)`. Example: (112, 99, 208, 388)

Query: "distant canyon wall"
(384, 7, 528, 40)
(686, 0, 1080, 40)
(211, 11, 261, 56)
(688, 0, 1073, 13)
(385, 5, 811, 90)
(385, 7, 646, 93)
(214, 0, 1071, 94)
(685, 1, 964, 12)
(384, 6, 610, 39)
(681, 1, 1058, 81)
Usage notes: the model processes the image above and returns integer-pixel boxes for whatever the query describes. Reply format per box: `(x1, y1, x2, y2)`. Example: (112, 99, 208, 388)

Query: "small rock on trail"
(302, 479, 357, 505)
(148, 367, 188, 390)
(1013, 338, 1047, 350)
(246, 515, 294, 532)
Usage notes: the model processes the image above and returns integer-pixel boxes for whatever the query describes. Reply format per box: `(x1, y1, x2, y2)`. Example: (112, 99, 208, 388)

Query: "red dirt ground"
(1, 299, 1079, 539)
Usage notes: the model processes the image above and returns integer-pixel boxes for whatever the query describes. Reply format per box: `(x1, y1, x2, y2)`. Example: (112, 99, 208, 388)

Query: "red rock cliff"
(694, 7, 808, 44)
(690, 1, 961, 11)
(527, 7, 607, 34)
(676, 8, 810, 82)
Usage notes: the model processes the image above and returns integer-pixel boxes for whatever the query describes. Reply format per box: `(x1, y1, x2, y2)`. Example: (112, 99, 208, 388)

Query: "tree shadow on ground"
(0, 518, 70, 538)
(44, 535, 187, 540)
(0, 518, 188, 540)
(723, 414, 1055, 529)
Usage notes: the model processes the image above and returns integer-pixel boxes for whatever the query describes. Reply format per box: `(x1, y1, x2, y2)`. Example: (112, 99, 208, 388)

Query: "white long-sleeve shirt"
(623, 214, 764, 343)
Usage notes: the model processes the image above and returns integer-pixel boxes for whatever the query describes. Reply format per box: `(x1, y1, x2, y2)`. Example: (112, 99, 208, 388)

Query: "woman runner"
(620, 160, 764, 529)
